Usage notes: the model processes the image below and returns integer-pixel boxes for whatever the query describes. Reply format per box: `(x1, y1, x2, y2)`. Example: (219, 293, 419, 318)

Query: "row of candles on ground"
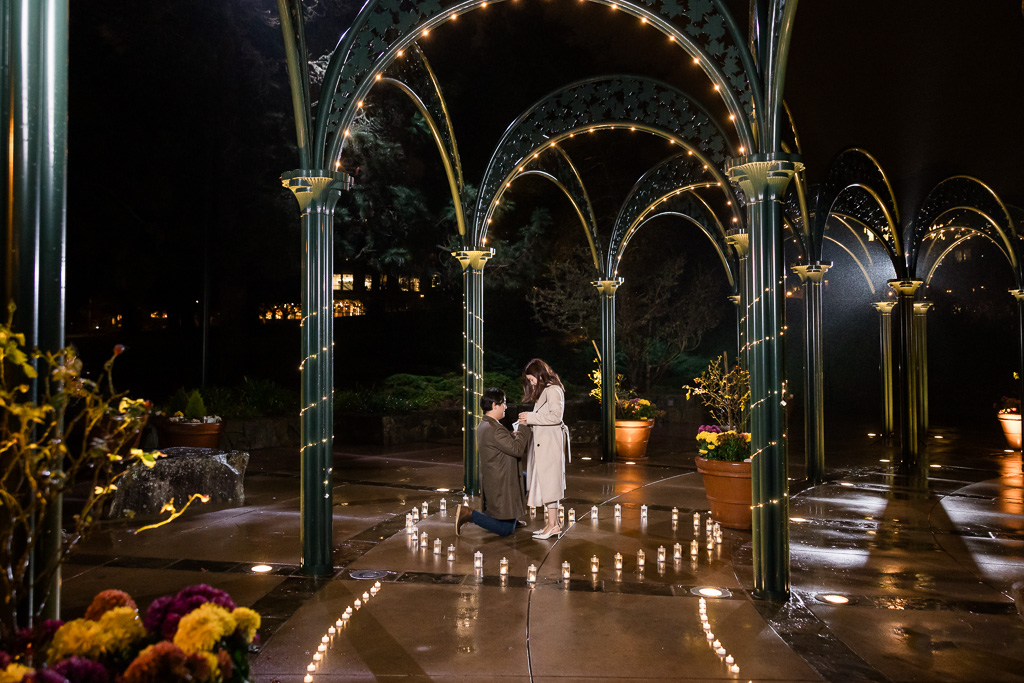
(698, 597, 741, 674)
(406, 501, 724, 539)
(302, 581, 384, 681)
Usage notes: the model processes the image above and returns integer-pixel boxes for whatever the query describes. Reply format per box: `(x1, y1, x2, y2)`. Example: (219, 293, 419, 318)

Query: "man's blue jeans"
(471, 510, 517, 536)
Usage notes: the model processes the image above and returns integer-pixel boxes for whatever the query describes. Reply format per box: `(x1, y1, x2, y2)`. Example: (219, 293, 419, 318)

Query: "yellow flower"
(49, 619, 104, 663)
(174, 603, 236, 654)
(231, 607, 261, 642)
(1, 664, 35, 683)
(98, 605, 147, 651)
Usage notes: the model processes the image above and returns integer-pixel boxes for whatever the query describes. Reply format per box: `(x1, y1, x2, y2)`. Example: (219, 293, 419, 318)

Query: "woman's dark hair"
(521, 358, 563, 403)
(481, 387, 506, 412)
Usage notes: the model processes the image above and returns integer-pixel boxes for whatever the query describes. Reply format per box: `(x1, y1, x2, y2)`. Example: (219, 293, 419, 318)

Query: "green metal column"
(871, 302, 897, 437)
(283, 171, 343, 577)
(1012, 291, 1024, 465)
(726, 230, 749, 369)
(913, 302, 933, 433)
(3, 0, 69, 622)
(453, 249, 491, 495)
(725, 154, 802, 602)
(593, 279, 622, 463)
(792, 263, 830, 484)
(888, 279, 924, 480)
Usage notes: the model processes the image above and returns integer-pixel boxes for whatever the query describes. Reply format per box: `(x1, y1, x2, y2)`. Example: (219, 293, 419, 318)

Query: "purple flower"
(0, 650, 11, 668)
(698, 424, 722, 434)
(145, 584, 237, 639)
(24, 669, 70, 683)
(54, 657, 111, 683)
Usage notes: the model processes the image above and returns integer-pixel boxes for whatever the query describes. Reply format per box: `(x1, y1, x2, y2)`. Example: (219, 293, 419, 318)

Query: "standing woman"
(519, 358, 570, 539)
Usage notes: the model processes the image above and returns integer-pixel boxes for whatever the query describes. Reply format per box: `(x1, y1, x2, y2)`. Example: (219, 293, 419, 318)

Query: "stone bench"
(107, 447, 249, 519)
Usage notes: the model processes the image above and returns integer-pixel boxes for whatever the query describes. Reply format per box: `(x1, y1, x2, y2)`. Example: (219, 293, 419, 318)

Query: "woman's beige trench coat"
(523, 384, 569, 507)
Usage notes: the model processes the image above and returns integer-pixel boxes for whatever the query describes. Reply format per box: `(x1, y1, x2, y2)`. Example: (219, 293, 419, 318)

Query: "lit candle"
(591, 505, 599, 519)
(353, 599, 361, 610)
(716, 646, 726, 656)
(530, 506, 536, 516)
(730, 664, 739, 673)
(420, 531, 428, 546)
(614, 552, 623, 569)
(321, 635, 329, 644)
(706, 631, 714, 641)
(568, 508, 576, 524)
(640, 504, 648, 521)
(673, 542, 682, 559)
(421, 501, 428, 517)
(716, 530, 723, 544)
(707, 537, 714, 550)
(702, 622, 711, 631)
(672, 507, 679, 521)
(305, 675, 313, 683)
(561, 561, 571, 580)
(439, 497, 447, 513)
(447, 544, 456, 561)
(313, 653, 322, 661)
(406, 512, 414, 529)
(328, 626, 336, 635)
(474, 551, 483, 568)
(725, 655, 734, 665)
(434, 538, 442, 554)
(693, 511, 700, 528)
(637, 550, 645, 568)
(527, 564, 537, 583)
(699, 597, 706, 606)
(345, 606, 353, 615)
(558, 505, 565, 525)
(591, 555, 599, 573)
(713, 521, 721, 536)
(370, 585, 378, 596)
(318, 643, 326, 652)
(374, 581, 381, 590)
(336, 618, 343, 627)
(691, 540, 699, 555)
(362, 591, 370, 601)
(657, 546, 666, 563)
(712, 640, 721, 649)
(614, 503, 622, 518)
(500, 557, 509, 575)
(308, 663, 316, 672)
(412, 508, 420, 522)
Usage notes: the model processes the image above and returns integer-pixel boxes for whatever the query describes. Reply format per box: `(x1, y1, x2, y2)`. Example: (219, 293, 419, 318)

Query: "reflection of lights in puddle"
(690, 586, 732, 598)
(839, 482, 854, 487)
(815, 593, 856, 605)
(789, 517, 809, 523)
(934, 435, 944, 439)
(879, 459, 890, 463)
(930, 464, 941, 468)
(867, 432, 877, 437)
(251, 564, 273, 573)
(436, 488, 450, 492)
(580, 456, 592, 461)
(624, 461, 636, 465)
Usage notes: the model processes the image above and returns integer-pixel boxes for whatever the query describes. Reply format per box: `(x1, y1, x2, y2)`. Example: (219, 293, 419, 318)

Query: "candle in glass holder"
(702, 621, 711, 631)
(374, 581, 381, 590)
(440, 498, 447, 513)
(420, 531, 428, 546)
(370, 585, 378, 596)
(421, 501, 429, 517)
(530, 506, 536, 517)
(591, 505, 599, 520)
(305, 675, 313, 683)
(716, 647, 726, 656)
(406, 512, 414, 530)
(353, 599, 361, 610)
(706, 537, 714, 550)
(307, 663, 316, 673)
(313, 652, 322, 662)
(706, 631, 714, 641)
(474, 551, 483, 568)
(614, 503, 622, 518)
(433, 538, 442, 554)
(328, 625, 336, 635)
(715, 530, 723, 545)
(590, 555, 599, 573)
(672, 507, 679, 522)
(568, 508, 576, 524)
(321, 633, 329, 644)
(657, 546, 666, 563)
(725, 655, 734, 665)
(713, 521, 721, 536)
(614, 552, 623, 570)
(447, 544, 456, 562)
(499, 557, 509, 575)
(640, 504, 648, 521)
(712, 639, 721, 649)
(412, 508, 420, 522)
(558, 505, 565, 525)
(637, 549, 645, 568)
(673, 542, 682, 560)
(345, 606, 353, 616)
(362, 591, 371, 602)
(730, 664, 740, 674)
(318, 643, 326, 653)
(561, 561, 571, 580)
(527, 564, 537, 583)
(693, 511, 700, 528)
(691, 540, 699, 556)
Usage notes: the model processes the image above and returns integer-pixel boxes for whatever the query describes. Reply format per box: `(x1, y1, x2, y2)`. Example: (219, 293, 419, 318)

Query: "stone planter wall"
(336, 408, 463, 446)
(222, 415, 300, 450)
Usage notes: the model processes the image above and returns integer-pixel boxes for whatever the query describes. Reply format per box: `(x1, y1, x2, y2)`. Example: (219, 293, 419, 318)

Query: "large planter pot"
(998, 413, 1021, 450)
(157, 418, 225, 449)
(615, 419, 654, 461)
(695, 455, 752, 530)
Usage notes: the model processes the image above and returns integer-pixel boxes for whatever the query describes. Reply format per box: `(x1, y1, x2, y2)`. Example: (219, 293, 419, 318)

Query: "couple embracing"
(456, 358, 570, 540)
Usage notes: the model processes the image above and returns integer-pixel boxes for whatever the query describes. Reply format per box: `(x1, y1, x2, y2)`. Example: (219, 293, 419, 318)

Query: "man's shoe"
(516, 519, 527, 528)
(455, 504, 472, 536)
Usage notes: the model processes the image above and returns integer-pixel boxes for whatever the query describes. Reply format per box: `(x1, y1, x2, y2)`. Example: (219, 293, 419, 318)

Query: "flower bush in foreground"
(695, 424, 752, 462)
(0, 585, 259, 683)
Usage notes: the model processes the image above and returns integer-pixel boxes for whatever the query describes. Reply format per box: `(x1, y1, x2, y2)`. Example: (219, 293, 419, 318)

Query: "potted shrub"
(588, 360, 660, 460)
(157, 389, 225, 449)
(685, 353, 752, 529)
(997, 394, 1020, 450)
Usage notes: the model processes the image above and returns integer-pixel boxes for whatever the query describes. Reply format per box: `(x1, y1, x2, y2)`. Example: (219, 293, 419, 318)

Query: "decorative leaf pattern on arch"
(472, 75, 734, 243)
(608, 152, 740, 281)
(318, 0, 753, 164)
(911, 176, 1021, 286)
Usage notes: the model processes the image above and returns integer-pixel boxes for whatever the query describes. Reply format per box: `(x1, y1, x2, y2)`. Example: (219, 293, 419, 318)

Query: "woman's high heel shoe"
(533, 527, 561, 540)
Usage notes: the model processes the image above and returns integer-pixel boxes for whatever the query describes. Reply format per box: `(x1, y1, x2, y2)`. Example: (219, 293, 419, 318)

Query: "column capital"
(871, 301, 897, 314)
(887, 279, 924, 296)
(592, 278, 624, 295)
(791, 262, 833, 283)
(725, 230, 749, 258)
(452, 249, 494, 271)
(724, 153, 804, 200)
(281, 170, 349, 211)
(913, 302, 934, 314)
(1009, 288, 1024, 302)
(727, 294, 741, 306)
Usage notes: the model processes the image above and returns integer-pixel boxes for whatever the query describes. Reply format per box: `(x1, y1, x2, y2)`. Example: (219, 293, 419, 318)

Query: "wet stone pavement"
(63, 424, 1024, 682)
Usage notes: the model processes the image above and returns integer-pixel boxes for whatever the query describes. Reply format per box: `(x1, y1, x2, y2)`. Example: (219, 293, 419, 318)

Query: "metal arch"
(917, 208, 1016, 285)
(607, 152, 740, 273)
(378, 43, 467, 235)
(313, 0, 761, 167)
(829, 214, 881, 271)
(922, 233, 991, 287)
(911, 176, 1020, 286)
(472, 75, 738, 245)
(500, 147, 603, 271)
(812, 148, 901, 265)
(820, 234, 878, 296)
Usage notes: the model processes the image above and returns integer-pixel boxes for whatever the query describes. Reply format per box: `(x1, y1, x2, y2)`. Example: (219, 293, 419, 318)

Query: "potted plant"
(588, 360, 660, 460)
(157, 389, 225, 449)
(684, 353, 752, 529)
(997, 390, 1020, 450)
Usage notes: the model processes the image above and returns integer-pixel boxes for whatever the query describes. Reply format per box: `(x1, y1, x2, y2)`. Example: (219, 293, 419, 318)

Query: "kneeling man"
(456, 387, 532, 536)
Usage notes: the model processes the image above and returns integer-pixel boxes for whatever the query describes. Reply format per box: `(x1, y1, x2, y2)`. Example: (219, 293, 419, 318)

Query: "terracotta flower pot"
(615, 419, 654, 460)
(695, 455, 751, 530)
(998, 413, 1021, 450)
(157, 418, 225, 449)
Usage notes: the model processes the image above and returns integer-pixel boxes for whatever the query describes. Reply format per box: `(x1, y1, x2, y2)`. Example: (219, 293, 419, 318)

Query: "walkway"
(64, 424, 1024, 682)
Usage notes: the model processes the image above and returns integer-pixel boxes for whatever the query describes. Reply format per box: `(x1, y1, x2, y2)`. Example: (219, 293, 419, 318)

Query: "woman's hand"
(518, 412, 529, 423)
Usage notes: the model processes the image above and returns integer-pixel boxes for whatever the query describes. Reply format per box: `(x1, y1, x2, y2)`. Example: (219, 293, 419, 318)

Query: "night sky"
(64, 0, 1024, 410)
